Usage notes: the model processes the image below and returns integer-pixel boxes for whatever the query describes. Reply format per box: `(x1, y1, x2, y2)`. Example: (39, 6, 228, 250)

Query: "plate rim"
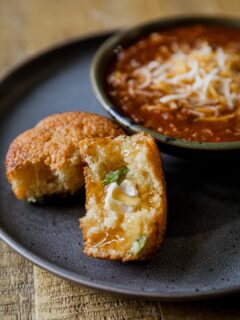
(1, 227, 240, 301)
(0, 29, 239, 301)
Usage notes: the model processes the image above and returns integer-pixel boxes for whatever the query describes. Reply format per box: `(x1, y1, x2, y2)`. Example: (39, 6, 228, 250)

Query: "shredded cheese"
(159, 92, 190, 103)
(122, 41, 240, 120)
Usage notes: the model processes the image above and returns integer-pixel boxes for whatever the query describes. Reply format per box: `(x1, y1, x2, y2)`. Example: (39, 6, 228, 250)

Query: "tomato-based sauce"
(106, 25, 240, 142)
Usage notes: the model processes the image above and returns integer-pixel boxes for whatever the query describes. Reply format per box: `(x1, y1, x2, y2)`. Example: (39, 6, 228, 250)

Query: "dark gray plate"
(0, 32, 239, 301)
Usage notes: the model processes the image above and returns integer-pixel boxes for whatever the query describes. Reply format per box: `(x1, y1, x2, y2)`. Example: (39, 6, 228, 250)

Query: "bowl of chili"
(91, 16, 240, 158)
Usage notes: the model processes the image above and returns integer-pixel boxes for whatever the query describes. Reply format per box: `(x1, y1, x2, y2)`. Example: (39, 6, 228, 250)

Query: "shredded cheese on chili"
(115, 42, 240, 121)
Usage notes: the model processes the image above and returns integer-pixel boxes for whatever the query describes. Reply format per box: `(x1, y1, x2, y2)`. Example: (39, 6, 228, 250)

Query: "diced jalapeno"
(103, 167, 129, 186)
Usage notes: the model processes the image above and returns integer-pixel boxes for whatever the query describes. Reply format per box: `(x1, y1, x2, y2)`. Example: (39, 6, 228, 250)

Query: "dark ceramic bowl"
(91, 16, 240, 158)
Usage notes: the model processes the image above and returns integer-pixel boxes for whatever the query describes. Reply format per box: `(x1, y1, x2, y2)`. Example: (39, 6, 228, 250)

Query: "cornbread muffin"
(5, 112, 124, 201)
(80, 132, 167, 261)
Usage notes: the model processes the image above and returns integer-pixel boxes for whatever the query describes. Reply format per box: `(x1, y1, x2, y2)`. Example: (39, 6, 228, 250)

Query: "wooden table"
(1, 1, 240, 319)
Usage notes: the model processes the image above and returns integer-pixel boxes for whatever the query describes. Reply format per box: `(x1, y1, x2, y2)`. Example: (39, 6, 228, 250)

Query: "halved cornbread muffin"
(79, 132, 167, 261)
(5, 112, 124, 201)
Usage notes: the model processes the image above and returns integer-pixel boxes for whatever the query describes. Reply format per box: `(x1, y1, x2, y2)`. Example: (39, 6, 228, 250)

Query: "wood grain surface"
(1, 1, 240, 319)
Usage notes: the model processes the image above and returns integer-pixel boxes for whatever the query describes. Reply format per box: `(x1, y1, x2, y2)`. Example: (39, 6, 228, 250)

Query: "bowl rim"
(91, 15, 240, 151)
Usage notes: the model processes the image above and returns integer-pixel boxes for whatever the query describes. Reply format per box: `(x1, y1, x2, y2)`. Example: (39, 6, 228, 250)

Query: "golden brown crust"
(79, 132, 167, 262)
(36, 111, 124, 138)
(139, 133, 167, 259)
(5, 112, 124, 199)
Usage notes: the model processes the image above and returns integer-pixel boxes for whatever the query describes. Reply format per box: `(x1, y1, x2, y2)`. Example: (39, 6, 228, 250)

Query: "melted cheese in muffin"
(79, 133, 167, 261)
